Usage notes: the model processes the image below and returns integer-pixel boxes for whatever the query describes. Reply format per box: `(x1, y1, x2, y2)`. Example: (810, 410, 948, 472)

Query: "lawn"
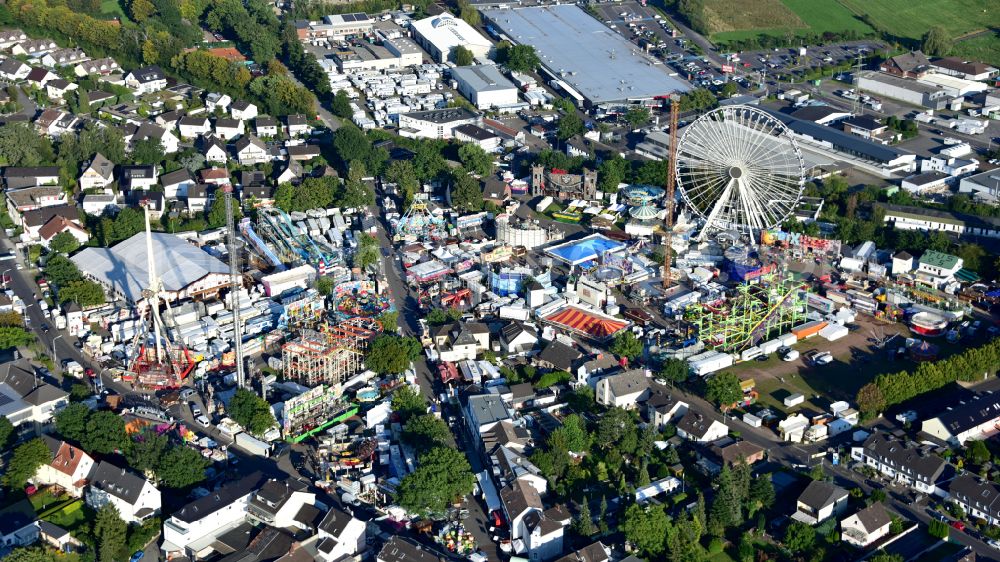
(40, 499, 89, 532)
(835, 0, 998, 41)
(951, 32, 1000, 67)
(99, 0, 126, 18)
(710, 0, 874, 44)
(698, 0, 805, 35)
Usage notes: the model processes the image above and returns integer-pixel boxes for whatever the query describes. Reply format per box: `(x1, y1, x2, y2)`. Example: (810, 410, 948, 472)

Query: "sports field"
(710, 0, 874, 43)
(836, 0, 997, 41)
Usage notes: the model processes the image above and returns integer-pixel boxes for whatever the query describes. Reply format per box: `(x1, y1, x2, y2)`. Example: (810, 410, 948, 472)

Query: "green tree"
(0, 326, 34, 350)
(0, 123, 54, 167)
(928, 518, 949, 539)
(2, 438, 51, 489)
(126, 433, 169, 475)
(708, 464, 742, 535)
(0, 415, 13, 451)
(598, 155, 628, 193)
(705, 371, 742, 408)
(55, 403, 90, 443)
(498, 44, 540, 73)
(784, 521, 816, 552)
(450, 171, 484, 213)
(967, 440, 991, 465)
(658, 358, 689, 384)
(229, 388, 277, 436)
(610, 330, 643, 361)
(453, 45, 474, 66)
(557, 112, 585, 142)
(205, 194, 241, 229)
(623, 503, 670, 557)
(42, 254, 82, 286)
(596, 407, 638, 454)
(922, 26, 952, 56)
(385, 160, 420, 206)
(330, 89, 353, 119)
(748, 476, 775, 514)
(316, 276, 334, 296)
(856, 382, 886, 418)
(623, 107, 650, 128)
(69, 383, 91, 402)
(49, 231, 81, 254)
(573, 497, 597, 537)
(402, 414, 450, 452)
(391, 385, 427, 422)
(377, 311, 399, 333)
(397, 446, 476, 516)
(157, 446, 210, 488)
(58, 280, 106, 307)
(84, 411, 127, 454)
(353, 232, 379, 271)
(94, 503, 128, 562)
(869, 553, 903, 562)
(274, 183, 295, 212)
(130, 137, 165, 165)
(720, 81, 738, 98)
(458, 143, 494, 176)
(550, 413, 591, 452)
(425, 308, 450, 326)
(366, 334, 422, 375)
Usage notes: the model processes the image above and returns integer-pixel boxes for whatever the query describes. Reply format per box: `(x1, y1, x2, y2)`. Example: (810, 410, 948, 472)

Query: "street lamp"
(51, 334, 63, 370)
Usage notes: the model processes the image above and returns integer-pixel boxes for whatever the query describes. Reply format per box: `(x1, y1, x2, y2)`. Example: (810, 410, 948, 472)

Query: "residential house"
(880, 51, 931, 78)
(186, 184, 211, 214)
(133, 123, 180, 154)
(0, 29, 28, 49)
(199, 167, 230, 186)
(644, 381, 689, 428)
(40, 48, 88, 68)
(949, 473, 1000, 526)
(841, 502, 892, 548)
(574, 353, 620, 387)
(705, 439, 766, 469)
(127, 190, 166, 218)
(39, 215, 90, 248)
(84, 90, 115, 108)
(125, 65, 167, 94)
(255, 117, 279, 137)
(177, 116, 211, 139)
(535, 340, 583, 372)
(555, 542, 610, 562)
(44, 79, 77, 102)
(120, 165, 158, 192)
(491, 443, 547, 496)
(0, 360, 69, 438)
(285, 114, 310, 137)
(286, 144, 321, 161)
(676, 409, 728, 443)
(850, 433, 946, 495)
(500, 322, 538, 355)
(465, 393, 512, 445)
(5, 186, 67, 225)
(11, 39, 57, 56)
(235, 134, 269, 166)
(33, 435, 95, 497)
(0, 500, 39, 548)
(841, 116, 892, 143)
(82, 193, 119, 216)
(0, 58, 31, 80)
(160, 472, 266, 560)
(595, 369, 648, 409)
(214, 117, 244, 140)
(454, 123, 501, 151)
(231, 101, 259, 121)
(246, 479, 317, 531)
(79, 153, 115, 192)
(793, 480, 848, 525)
(314, 507, 366, 562)
(160, 168, 195, 199)
(242, 184, 274, 206)
(35, 108, 79, 137)
(274, 159, 303, 185)
(501, 481, 566, 561)
(154, 109, 184, 129)
(86, 460, 162, 523)
(74, 57, 120, 77)
(914, 249, 964, 291)
(205, 92, 232, 112)
(525, 505, 570, 561)
(432, 321, 490, 362)
(201, 136, 228, 163)
(923, 391, 1000, 445)
(25, 67, 57, 88)
(482, 176, 511, 207)
(930, 57, 998, 81)
(377, 536, 443, 562)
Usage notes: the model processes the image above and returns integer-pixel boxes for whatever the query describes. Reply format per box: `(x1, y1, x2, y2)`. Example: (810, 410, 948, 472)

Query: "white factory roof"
(72, 231, 229, 303)
(451, 64, 516, 93)
(411, 14, 492, 54)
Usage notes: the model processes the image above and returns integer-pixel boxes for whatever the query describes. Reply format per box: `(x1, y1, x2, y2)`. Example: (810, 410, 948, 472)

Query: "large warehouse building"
(857, 72, 951, 109)
(450, 65, 518, 109)
(481, 4, 689, 106)
(72, 231, 231, 303)
(411, 14, 493, 63)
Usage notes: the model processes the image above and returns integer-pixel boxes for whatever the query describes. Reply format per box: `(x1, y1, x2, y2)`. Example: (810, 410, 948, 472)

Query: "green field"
(951, 32, 1000, 67)
(100, 0, 126, 18)
(836, 0, 997, 41)
(712, 0, 874, 43)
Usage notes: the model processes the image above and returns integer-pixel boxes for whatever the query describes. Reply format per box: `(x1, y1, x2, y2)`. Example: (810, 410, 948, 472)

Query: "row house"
(949, 473, 1000, 526)
(10, 38, 57, 56)
(850, 433, 947, 496)
(41, 48, 89, 68)
(0, 29, 28, 49)
(74, 57, 120, 77)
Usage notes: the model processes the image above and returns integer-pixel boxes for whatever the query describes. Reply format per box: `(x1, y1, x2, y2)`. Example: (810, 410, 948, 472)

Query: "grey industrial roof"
(482, 5, 690, 104)
(451, 64, 516, 93)
(72, 231, 229, 303)
(860, 71, 943, 95)
(765, 108, 909, 164)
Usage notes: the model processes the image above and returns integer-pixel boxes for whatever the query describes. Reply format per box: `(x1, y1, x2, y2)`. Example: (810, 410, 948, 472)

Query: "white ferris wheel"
(675, 105, 806, 243)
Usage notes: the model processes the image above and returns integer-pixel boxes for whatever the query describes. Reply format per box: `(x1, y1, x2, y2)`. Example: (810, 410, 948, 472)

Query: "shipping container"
(792, 320, 827, 339)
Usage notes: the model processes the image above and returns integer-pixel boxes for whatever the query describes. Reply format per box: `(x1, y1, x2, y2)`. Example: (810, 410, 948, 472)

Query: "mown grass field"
(699, 0, 805, 35)
(950, 32, 1000, 67)
(836, 0, 997, 40)
(710, 0, 873, 44)
(100, 0, 126, 18)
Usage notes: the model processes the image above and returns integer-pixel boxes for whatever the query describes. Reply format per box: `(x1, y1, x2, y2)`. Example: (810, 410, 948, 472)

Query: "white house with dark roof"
(378, 536, 443, 562)
(644, 381, 689, 429)
(161, 472, 265, 559)
(793, 480, 848, 525)
(125, 65, 166, 95)
(235, 134, 269, 166)
(676, 408, 727, 443)
(285, 114, 310, 137)
(177, 116, 211, 139)
(214, 117, 244, 140)
(255, 117, 279, 137)
(922, 392, 1000, 445)
(74, 57, 120, 77)
(315, 507, 366, 562)
(160, 168, 195, 199)
(949, 473, 1000, 526)
(465, 393, 511, 446)
(230, 101, 258, 121)
(201, 136, 228, 163)
(0, 499, 39, 548)
(500, 322, 538, 355)
(33, 435, 95, 497)
(841, 502, 892, 548)
(86, 460, 161, 523)
(246, 479, 317, 531)
(0, 360, 69, 437)
(850, 433, 946, 495)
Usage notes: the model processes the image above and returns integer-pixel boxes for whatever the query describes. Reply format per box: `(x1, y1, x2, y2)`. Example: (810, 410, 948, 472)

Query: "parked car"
(129, 552, 144, 562)
(950, 521, 965, 532)
(195, 415, 210, 427)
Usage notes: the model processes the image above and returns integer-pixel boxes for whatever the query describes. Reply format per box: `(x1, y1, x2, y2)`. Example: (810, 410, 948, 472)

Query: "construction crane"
(662, 94, 680, 290)
(222, 183, 246, 389)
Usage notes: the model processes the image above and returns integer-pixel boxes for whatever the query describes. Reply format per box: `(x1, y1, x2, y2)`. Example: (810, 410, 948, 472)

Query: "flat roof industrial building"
(481, 4, 689, 105)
